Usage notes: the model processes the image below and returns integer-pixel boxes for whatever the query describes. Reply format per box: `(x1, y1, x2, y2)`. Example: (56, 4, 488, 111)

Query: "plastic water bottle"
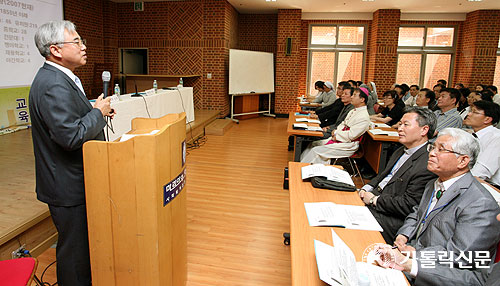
(114, 84, 120, 96)
(153, 80, 158, 93)
(179, 77, 183, 88)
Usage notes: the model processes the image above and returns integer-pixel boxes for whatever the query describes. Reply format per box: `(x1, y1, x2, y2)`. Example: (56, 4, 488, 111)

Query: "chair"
(332, 135, 366, 186)
(0, 257, 39, 286)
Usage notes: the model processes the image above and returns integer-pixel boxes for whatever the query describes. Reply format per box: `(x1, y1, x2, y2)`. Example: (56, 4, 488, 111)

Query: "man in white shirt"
(486, 85, 500, 105)
(391, 128, 500, 284)
(434, 88, 463, 135)
(464, 100, 500, 187)
(404, 85, 420, 106)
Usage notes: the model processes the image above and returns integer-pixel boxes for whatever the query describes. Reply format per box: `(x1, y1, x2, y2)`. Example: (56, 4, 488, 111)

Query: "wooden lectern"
(83, 113, 187, 286)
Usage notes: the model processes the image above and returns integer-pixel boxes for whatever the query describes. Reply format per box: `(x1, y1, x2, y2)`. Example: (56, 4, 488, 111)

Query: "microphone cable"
(176, 88, 206, 151)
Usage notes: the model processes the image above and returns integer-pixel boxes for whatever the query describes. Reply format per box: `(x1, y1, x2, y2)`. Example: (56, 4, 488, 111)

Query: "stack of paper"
(369, 129, 399, 137)
(293, 123, 309, 129)
(296, 118, 321, 124)
(302, 164, 355, 186)
(307, 126, 323, 131)
(295, 112, 310, 117)
(314, 230, 407, 286)
(119, 130, 160, 142)
(304, 202, 383, 231)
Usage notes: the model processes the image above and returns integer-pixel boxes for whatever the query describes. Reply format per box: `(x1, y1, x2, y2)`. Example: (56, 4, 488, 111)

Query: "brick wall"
(275, 9, 302, 114)
(63, 0, 104, 96)
(365, 9, 401, 93)
(454, 10, 500, 88)
(238, 14, 278, 54)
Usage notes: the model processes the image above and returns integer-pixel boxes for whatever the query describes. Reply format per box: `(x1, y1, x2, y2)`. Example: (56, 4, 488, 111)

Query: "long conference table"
(288, 162, 400, 285)
(107, 87, 194, 141)
(287, 112, 324, 161)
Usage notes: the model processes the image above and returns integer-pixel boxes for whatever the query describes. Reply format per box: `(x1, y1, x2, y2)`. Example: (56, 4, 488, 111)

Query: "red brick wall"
(275, 9, 302, 114)
(365, 9, 401, 93)
(63, 0, 104, 96)
(454, 10, 500, 88)
(238, 14, 278, 54)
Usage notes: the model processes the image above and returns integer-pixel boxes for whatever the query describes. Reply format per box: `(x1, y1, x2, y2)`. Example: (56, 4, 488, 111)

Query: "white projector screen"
(229, 49, 274, 95)
(0, 0, 64, 88)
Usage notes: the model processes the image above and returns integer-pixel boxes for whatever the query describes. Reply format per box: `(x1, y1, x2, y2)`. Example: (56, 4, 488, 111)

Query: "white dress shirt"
(45, 61, 86, 96)
(471, 125, 500, 186)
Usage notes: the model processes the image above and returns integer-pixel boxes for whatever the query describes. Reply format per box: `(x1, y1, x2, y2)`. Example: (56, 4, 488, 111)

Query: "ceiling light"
(265, 0, 276, 2)
(362, 0, 375, 2)
(467, 0, 482, 2)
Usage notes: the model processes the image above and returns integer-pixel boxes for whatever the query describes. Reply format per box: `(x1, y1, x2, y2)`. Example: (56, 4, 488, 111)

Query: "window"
(494, 37, 500, 88)
(307, 25, 366, 94)
(396, 26, 456, 88)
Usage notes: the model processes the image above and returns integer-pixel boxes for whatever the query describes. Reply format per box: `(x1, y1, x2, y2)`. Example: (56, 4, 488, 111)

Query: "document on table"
(304, 202, 383, 231)
(482, 183, 500, 206)
(293, 123, 308, 129)
(369, 129, 399, 137)
(301, 164, 355, 186)
(373, 122, 391, 128)
(296, 118, 321, 124)
(307, 126, 323, 131)
(314, 230, 407, 286)
(295, 112, 310, 117)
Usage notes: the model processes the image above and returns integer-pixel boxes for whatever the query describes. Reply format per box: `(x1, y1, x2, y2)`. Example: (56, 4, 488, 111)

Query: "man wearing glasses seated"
(390, 128, 500, 284)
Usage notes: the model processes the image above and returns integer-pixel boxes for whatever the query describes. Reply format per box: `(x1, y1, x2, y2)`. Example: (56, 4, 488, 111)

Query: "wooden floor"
(29, 116, 296, 285)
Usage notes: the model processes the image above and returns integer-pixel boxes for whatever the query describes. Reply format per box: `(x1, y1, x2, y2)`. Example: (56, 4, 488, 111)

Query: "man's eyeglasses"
(52, 38, 86, 47)
(427, 144, 465, 156)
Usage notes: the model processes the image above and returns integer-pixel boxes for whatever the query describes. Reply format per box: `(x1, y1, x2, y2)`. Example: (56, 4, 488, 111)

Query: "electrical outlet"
(207, 73, 212, 79)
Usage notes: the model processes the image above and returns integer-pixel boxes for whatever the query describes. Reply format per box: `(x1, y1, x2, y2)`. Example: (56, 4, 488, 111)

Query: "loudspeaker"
(285, 37, 292, 56)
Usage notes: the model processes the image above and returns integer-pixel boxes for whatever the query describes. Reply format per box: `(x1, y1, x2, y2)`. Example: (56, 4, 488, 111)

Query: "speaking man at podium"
(29, 20, 113, 286)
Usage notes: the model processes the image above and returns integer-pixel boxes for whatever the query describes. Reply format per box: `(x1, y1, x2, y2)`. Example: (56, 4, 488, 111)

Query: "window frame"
(306, 24, 368, 95)
(396, 24, 458, 88)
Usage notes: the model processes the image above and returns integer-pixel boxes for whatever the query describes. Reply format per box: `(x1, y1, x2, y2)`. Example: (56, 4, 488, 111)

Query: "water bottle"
(179, 77, 183, 88)
(114, 84, 120, 96)
(153, 80, 158, 93)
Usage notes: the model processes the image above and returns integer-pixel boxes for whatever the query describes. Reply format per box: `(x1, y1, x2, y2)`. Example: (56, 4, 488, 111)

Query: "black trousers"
(49, 204, 92, 286)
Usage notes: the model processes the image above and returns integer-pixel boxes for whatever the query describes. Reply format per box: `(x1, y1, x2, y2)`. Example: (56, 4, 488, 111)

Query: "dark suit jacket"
(368, 144, 437, 240)
(317, 98, 344, 127)
(29, 63, 106, 206)
(398, 172, 500, 268)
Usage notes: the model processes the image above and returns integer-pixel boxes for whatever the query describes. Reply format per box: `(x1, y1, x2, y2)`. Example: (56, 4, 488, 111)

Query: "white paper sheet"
(304, 202, 383, 231)
(301, 165, 355, 186)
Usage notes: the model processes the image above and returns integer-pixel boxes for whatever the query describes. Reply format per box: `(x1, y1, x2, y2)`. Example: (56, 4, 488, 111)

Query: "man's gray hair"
(403, 106, 437, 139)
(438, 128, 480, 169)
(35, 20, 76, 58)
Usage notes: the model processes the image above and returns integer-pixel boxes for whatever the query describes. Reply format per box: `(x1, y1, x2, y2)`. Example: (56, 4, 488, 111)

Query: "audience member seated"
(321, 87, 355, 138)
(312, 81, 336, 107)
(464, 100, 500, 188)
(359, 107, 438, 244)
(300, 88, 370, 164)
(433, 84, 445, 98)
(375, 212, 500, 286)
(306, 80, 324, 101)
(434, 88, 463, 135)
(371, 90, 404, 127)
(476, 84, 486, 92)
(404, 85, 420, 106)
(394, 128, 500, 281)
(454, 83, 465, 89)
(480, 90, 495, 102)
(486, 85, 500, 105)
(458, 87, 471, 119)
(315, 82, 350, 127)
(366, 81, 378, 115)
(437, 79, 447, 87)
(416, 88, 436, 110)
(394, 85, 408, 107)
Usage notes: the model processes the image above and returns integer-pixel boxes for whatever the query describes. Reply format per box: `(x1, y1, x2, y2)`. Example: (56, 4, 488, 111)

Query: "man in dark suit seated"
(359, 107, 438, 244)
(392, 128, 500, 282)
(375, 212, 500, 286)
(29, 20, 114, 285)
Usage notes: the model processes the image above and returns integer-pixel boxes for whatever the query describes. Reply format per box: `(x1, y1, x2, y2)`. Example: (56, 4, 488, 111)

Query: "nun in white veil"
(365, 82, 378, 115)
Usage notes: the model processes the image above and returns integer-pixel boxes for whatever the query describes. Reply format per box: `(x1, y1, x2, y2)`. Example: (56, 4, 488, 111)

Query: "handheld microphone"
(102, 71, 111, 98)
